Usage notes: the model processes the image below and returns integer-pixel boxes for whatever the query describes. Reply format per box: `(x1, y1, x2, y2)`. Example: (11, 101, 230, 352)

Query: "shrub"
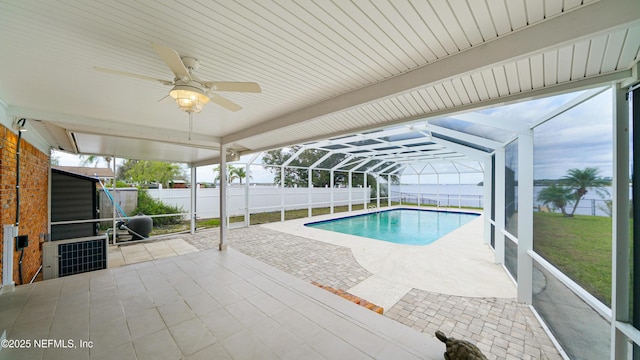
(134, 189, 183, 227)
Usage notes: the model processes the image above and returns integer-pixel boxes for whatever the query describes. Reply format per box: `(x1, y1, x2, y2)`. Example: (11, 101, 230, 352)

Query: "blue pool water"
(305, 209, 479, 246)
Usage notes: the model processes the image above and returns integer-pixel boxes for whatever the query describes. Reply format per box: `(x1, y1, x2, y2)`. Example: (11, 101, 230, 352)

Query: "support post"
(245, 164, 250, 227)
(376, 175, 381, 208)
(348, 171, 352, 212)
(612, 83, 631, 359)
(387, 174, 391, 207)
(363, 172, 368, 210)
(112, 156, 117, 245)
(281, 166, 285, 222)
(219, 145, 228, 251)
(517, 131, 533, 304)
(494, 148, 506, 264)
(417, 173, 421, 207)
(190, 166, 196, 234)
(308, 168, 312, 217)
(483, 156, 493, 245)
(436, 174, 440, 208)
(330, 171, 335, 214)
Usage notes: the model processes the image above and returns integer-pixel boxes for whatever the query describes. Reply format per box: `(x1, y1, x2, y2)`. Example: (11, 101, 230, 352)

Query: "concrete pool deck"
(260, 207, 516, 310)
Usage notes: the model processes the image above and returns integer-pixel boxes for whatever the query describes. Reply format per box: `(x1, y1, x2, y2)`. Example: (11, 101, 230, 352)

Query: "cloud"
(532, 90, 613, 179)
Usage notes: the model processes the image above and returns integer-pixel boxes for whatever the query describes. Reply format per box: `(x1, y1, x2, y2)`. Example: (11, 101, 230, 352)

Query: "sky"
(532, 90, 614, 179)
(53, 87, 617, 184)
(463, 88, 614, 180)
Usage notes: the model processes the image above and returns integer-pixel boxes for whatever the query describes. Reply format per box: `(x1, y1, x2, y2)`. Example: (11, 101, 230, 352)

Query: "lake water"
(391, 184, 619, 216)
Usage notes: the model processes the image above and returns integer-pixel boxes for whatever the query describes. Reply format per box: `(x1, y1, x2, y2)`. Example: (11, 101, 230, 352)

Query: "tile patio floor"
(0, 247, 441, 359)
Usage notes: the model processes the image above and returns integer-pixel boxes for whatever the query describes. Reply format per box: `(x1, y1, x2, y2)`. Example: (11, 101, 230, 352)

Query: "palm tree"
(563, 167, 610, 216)
(213, 165, 248, 185)
(230, 166, 247, 185)
(80, 155, 112, 168)
(537, 184, 572, 216)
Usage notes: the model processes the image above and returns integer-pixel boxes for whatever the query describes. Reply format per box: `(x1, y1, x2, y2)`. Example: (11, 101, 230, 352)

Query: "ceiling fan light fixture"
(169, 84, 210, 113)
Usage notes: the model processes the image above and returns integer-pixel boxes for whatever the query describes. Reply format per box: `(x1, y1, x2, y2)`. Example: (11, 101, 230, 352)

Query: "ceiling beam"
(425, 125, 502, 149)
(8, 106, 221, 150)
(345, 143, 443, 157)
(228, 68, 634, 158)
(223, 0, 640, 145)
(427, 136, 489, 162)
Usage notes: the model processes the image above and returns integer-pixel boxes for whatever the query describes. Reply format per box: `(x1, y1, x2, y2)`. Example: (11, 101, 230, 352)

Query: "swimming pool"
(305, 208, 479, 246)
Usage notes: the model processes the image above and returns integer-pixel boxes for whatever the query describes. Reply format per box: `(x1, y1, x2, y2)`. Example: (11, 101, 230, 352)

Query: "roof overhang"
(0, 0, 638, 166)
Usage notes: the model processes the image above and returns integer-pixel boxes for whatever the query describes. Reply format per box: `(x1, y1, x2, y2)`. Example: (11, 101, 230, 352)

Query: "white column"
(387, 174, 391, 207)
(190, 166, 196, 234)
(517, 131, 534, 304)
(281, 166, 285, 222)
(363, 173, 368, 210)
(417, 173, 421, 206)
(483, 155, 493, 246)
(436, 174, 440, 208)
(494, 148, 506, 264)
(376, 175, 381, 208)
(244, 164, 250, 227)
(348, 171, 352, 212)
(219, 145, 228, 251)
(611, 84, 631, 359)
(112, 155, 117, 245)
(308, 168, 312, 217)
(330, 171, 335, 214)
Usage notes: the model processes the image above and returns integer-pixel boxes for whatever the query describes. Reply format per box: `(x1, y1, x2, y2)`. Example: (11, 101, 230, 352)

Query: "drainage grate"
(58, 239, 106, 277)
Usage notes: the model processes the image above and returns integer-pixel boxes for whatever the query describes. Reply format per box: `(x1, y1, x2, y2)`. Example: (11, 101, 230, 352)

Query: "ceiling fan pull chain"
(189, 112, 193, 141)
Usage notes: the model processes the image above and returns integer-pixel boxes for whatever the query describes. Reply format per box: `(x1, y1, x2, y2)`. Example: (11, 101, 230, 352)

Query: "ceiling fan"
(94, 43, 261, 113)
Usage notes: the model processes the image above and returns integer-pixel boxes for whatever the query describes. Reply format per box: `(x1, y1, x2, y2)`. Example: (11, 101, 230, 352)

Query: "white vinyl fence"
(147, 186, 371, 219)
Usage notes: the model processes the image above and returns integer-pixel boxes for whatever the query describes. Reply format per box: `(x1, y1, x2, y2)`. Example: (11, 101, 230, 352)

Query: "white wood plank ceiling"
(0, 0, 638, 165)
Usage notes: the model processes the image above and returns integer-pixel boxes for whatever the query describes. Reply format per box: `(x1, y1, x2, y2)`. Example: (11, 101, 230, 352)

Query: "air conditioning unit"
(43, 235, 108, 280)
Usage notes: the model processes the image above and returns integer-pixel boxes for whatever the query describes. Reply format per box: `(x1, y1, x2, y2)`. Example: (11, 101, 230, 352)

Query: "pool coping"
(303, 206, 481, 226)
(261, 206, 516, 299)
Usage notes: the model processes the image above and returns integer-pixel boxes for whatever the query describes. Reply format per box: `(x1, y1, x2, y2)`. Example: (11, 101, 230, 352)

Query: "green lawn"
(533, 212, 612, 306)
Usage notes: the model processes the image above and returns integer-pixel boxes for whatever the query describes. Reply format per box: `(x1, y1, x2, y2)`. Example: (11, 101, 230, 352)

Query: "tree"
(262, 147, 352, 187)
(80, 154, 112, 168)
(117, 160, 185, 188)
(230, 166, 247, 185)
(261, 147, 397, 199)
(537, 184, 572, 216)
(213, 165, 249, 185)
(563, 167, 610, 216)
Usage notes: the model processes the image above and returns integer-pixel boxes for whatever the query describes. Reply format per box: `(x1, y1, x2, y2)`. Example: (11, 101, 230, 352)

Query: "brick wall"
(0, 124, 49, 285)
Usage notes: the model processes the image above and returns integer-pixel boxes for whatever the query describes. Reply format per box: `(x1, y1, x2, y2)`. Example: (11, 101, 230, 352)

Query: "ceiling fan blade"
(157, 94, 171, 103)
(151, 42, 191, 81)
(204, 81, 261, 93)
(210, 94, 242, 112)
(94, 67, 173, 85)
